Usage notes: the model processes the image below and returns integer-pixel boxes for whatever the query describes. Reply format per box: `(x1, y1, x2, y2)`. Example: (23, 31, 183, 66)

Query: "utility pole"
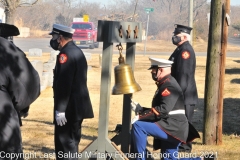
(144, 12, 149, 56)
(143, 8, 154, 56)
(217, 0, 230, 145)
(203, 0, 223, 145)
(189, 0, 193, 45)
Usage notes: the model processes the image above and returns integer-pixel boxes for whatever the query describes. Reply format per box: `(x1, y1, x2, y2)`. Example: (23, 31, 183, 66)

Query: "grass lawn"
(21, 40, 240, 160)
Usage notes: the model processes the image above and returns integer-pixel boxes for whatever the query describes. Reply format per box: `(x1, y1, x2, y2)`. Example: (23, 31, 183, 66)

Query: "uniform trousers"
(131, 121, 181, 160)
(131, 121, 202, 160)
(178, 104, 195, 153)
(54, 119, 83, 160)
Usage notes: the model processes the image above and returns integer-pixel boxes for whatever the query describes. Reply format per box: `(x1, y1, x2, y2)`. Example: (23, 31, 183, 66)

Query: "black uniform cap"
(0, 23, 20, 37)
(173, 24, 192, 35)
(49, 23, 75, 38)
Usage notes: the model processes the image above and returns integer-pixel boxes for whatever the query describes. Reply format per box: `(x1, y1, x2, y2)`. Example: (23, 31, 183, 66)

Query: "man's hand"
(131, 115, 139, 124)
(131, 100, 142, 115)
(55, 110, 67, 126)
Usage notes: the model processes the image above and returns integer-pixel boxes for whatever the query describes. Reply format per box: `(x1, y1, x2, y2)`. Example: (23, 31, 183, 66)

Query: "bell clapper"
(116, 43, 125, 64)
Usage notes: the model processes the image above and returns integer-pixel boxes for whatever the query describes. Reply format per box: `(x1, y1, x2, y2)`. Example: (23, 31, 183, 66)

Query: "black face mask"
(152, 73, 158, 81)
(50, 39, 60, 50)
(151, 67, 160, 81)
(172, 35, 181, 45)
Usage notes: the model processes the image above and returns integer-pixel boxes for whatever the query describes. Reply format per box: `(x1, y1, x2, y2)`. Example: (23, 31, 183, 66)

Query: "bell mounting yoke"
(81, 20, 143, 160)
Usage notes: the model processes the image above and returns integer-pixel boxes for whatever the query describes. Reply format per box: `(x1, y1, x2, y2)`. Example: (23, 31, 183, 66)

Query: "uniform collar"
(60, 40, 73, 51)
(178, 41, 189, 48)
(155, 74, 171, 86)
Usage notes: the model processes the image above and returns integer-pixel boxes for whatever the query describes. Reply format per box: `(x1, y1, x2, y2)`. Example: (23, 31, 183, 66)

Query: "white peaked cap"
(148, 57, 173, 70)
(49, 23, 75, 36)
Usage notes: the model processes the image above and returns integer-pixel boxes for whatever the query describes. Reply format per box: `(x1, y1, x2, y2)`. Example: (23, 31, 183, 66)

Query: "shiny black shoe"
(178, 148, 191, 153)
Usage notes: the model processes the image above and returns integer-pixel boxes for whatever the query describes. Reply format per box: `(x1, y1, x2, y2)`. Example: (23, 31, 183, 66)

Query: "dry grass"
(20, 40, 240, 160)
(30, 30, 50, 38)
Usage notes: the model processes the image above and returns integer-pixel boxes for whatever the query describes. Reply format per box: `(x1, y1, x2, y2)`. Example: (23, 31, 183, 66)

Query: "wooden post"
(203, 0, 222, 145)
(217, 0, 230, 145)
(120, 43, 136, 153)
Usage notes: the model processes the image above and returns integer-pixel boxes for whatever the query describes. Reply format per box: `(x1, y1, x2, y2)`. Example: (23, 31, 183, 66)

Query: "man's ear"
(57, 35, 63, 43)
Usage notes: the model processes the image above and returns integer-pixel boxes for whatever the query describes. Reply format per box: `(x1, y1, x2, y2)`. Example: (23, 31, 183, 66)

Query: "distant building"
(0, 7, 6, 23)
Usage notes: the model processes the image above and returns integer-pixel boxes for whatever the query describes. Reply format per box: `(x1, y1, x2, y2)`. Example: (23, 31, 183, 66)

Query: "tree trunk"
(5, 7, 15, 24)
(203, 0, 222, 145)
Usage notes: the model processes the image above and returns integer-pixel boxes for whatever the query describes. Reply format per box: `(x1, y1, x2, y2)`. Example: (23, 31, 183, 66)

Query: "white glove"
(55, 110, 67, 126)
(131, 115, 139, 124)
(131, 100, 142, 115)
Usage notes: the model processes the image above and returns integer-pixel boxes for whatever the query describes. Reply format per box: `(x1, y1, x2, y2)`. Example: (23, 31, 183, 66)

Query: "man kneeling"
(130, 57, 200, 160)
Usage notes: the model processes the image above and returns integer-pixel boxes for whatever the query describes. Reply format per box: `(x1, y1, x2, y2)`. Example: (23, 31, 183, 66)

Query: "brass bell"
(112, 44, 141, 95)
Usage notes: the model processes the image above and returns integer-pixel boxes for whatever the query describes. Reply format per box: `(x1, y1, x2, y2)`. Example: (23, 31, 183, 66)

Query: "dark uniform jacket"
(138, 74, 200, 150)
(0, 37, 40, 153)
(53, 41, 94, 123)
(169, 41, 198, 105)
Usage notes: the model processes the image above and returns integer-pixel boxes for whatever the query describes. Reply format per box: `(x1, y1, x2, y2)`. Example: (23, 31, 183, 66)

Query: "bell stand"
(80, 20, 142, 160)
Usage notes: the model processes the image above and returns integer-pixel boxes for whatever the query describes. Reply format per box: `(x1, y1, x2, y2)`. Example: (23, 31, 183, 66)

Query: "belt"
(168, 109, 185, 115)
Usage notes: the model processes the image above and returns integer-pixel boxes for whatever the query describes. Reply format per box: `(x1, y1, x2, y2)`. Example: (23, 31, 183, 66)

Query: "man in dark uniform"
(49, 23, 94, 159)
(0, 23, 40, 159)
(169, 24, 199, 153)
(130, 57, 200, 160)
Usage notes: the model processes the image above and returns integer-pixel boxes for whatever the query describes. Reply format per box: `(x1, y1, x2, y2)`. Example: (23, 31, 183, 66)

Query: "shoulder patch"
(59, 53, 68, 64)
(182, 51, 190, 59)
(162, 88, 171, 97)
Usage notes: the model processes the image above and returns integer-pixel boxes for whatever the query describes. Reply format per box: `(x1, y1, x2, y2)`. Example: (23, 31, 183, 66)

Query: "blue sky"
(87, 0, 240, 6)
(208, 0, 240, 6)
(228, 0, 240, 5)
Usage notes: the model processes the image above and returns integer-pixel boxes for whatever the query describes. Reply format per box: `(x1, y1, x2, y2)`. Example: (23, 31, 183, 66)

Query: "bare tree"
(135, 0, 209, 40)
(229, 6, 240, 35)
(10, 0, 240, 39)
(16, 0, 58, 30)
(0, 0, 38, 24)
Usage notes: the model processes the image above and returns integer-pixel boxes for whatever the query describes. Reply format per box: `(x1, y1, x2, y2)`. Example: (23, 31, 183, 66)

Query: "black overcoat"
(0, 37, 40, 153)
(169, 41, 198, 105)
(53, 41, 94, 123)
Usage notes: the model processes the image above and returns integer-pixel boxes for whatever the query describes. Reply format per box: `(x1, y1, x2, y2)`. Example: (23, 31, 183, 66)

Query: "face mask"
(152, 73, 158, 81)
(151, 68, 160, 81)
(50, 39, 60, 50)
(172, 35, 181, 45)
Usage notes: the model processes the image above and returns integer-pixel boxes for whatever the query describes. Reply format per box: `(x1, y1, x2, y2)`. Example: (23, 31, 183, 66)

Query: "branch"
(193, 0, 208, 22)
(18, 0, 38, 7)
(0, 1, 6, 8)
(32, 0, 38, 5)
